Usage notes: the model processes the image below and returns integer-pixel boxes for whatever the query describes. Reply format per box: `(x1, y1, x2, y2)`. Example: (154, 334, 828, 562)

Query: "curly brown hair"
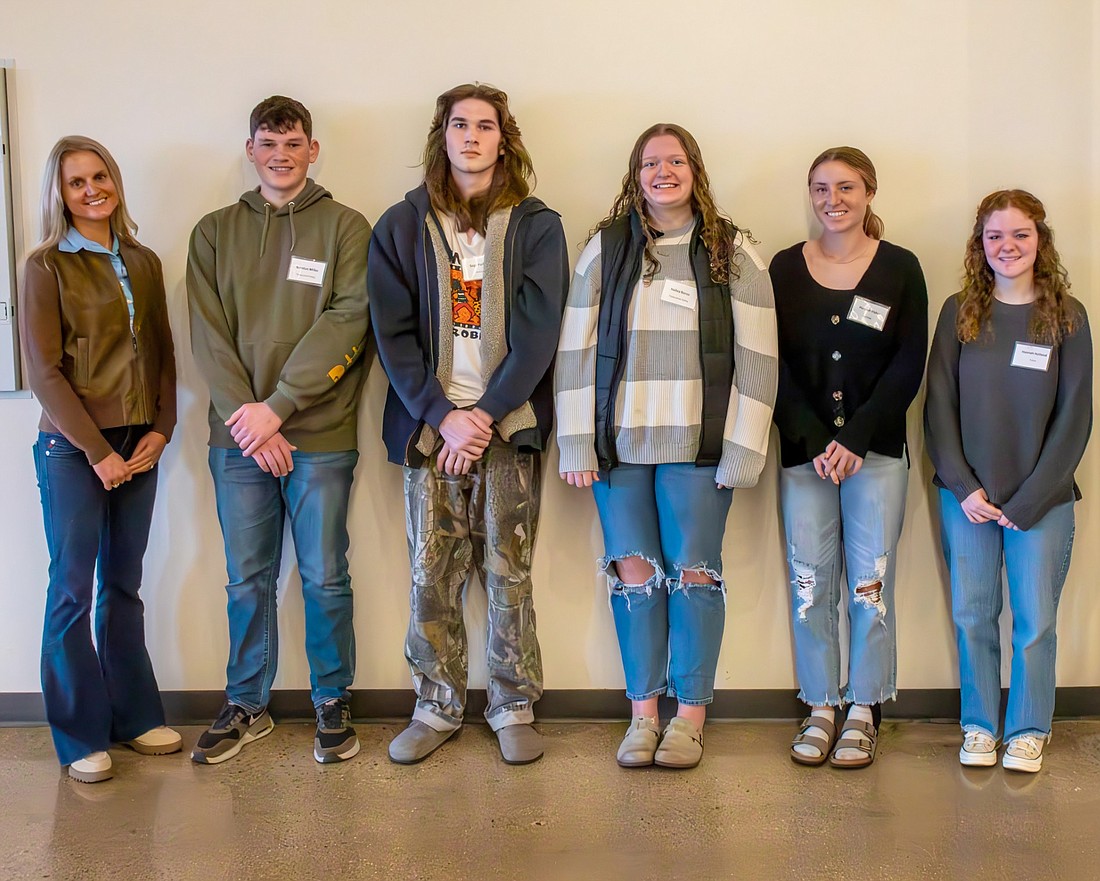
(592, 123, 741, 285)
(422, 83, 534, 235)
(957, 189, 1077, 345)
(807, 146, 884, 239)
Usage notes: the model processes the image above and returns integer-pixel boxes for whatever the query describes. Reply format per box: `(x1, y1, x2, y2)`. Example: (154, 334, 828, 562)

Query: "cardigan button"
(831, 350, 842, 360)
(832, 390, 843, 401)
(831, 314, 840, 325)
(834, 416, 845, 427)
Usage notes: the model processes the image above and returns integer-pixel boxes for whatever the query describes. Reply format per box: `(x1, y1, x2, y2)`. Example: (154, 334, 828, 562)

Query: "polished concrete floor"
(1, 719, 1098, 881)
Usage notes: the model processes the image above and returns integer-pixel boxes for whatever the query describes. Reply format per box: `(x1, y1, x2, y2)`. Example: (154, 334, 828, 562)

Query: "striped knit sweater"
(555, 220, 778, 488)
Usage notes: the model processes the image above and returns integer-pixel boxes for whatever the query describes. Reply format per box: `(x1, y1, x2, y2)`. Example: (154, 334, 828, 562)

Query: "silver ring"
(111, 482, 120, 489)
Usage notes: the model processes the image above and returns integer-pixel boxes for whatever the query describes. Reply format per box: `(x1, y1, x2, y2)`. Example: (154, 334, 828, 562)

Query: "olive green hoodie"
(187, 179, 371, 451)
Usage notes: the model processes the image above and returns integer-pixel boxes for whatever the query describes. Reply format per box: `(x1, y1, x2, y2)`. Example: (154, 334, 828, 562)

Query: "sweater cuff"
(556, 435, 598, 474)
(717, 446, 766, 489)
(265, 389, 298, 422)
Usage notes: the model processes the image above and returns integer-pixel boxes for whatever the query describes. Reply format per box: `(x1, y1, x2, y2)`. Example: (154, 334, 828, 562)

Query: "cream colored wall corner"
(0, 0, 1096, 694)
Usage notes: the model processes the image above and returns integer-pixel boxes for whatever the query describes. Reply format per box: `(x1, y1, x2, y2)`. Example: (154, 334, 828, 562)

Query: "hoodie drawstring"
(259, 203, 272, 257)
(288, 201, 297, 253)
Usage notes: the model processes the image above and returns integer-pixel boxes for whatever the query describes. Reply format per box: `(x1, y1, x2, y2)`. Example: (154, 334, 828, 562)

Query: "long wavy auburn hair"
(957, 189, 1077, 345)
(591, 123, 742, 285)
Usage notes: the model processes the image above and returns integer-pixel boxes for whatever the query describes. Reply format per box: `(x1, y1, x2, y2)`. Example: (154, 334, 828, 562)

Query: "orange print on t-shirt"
(451, 264, 482, 337)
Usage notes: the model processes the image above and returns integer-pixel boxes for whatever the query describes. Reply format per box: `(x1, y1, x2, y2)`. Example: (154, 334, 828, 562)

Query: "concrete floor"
(1, 720, 1098, 881)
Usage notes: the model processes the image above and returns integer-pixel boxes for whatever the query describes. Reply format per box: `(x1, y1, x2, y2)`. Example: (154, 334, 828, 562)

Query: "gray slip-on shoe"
(388, 720, 458, 764)
(616, 716, 660, 768)
(653, 717, 703, 769)
(496, 723, 544, 765)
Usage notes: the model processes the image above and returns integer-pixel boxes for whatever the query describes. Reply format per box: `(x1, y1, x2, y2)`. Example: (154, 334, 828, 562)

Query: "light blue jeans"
(592, 462, 733, 705)
(209, 447, 358, 713)
(779, 452, 908, 707)
(938, 490, 1075, 741)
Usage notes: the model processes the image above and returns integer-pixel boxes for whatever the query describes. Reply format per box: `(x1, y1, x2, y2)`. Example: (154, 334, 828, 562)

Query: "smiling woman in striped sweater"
(555, 123, 777, 769)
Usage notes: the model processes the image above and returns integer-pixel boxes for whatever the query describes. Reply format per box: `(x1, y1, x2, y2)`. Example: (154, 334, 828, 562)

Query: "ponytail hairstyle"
(957, 189, 1077, 345)
(807, 146, 884, 240)
(591, 122, 742, 285)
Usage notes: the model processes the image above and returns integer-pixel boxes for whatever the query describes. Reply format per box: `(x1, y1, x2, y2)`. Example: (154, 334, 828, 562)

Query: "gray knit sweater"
(924, 294, 1093, 530)
(555, 221, 778, 488)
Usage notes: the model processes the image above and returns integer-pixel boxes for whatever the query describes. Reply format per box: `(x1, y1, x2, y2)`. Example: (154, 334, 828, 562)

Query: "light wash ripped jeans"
(779, 452, 908, 708)
(592, 462, 733, 705)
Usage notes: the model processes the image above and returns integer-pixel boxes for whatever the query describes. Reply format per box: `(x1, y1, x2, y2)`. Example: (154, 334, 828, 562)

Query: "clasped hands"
(437, 408, 494, 475)
(961, 488, 1019, 530)
(812, 439, 864, 485)
(93, 431, 168, 491)
(227, 402, 296, 477)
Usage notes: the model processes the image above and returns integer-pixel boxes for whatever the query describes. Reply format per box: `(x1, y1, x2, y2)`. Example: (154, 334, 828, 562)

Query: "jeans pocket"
(39, 432, 83, 458)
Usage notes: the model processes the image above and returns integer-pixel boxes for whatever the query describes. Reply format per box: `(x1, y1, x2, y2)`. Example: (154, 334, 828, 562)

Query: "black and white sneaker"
(190, 702, 274, 765)
(314, 699, 360, 764)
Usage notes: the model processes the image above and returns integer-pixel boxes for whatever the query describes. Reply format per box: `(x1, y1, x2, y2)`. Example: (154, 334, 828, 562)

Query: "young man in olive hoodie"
(187, 96, 371, 765)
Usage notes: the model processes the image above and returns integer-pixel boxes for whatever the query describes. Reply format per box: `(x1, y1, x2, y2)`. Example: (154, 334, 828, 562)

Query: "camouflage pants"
(402, 440, 543, 732)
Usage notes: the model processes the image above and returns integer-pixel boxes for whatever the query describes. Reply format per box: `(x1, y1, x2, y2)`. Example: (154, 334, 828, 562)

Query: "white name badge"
(287, 256, 327, 286)
(847, 295, 891, 331)
(460, 254, 485, 281)
(1011, 341, 1053, 371)
(661, 280, 698, 311)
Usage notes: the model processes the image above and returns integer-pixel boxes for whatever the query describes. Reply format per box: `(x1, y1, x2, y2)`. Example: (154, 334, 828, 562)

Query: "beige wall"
(1, 0, 1097, 696)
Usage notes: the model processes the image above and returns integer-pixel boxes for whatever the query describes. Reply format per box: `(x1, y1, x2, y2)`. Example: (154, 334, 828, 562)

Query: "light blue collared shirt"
(59, 226, 135, 320)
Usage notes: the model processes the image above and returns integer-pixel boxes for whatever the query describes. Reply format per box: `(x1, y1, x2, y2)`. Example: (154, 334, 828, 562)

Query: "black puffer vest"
(593, 211, 735, 471)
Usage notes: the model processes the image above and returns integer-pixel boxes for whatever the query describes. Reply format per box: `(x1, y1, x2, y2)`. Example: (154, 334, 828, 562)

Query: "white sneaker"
(1002, 734, 1044, 773)
(959, 731, 998, 767)
(126, 725, 183, 756)
(68, 751, 113, 783)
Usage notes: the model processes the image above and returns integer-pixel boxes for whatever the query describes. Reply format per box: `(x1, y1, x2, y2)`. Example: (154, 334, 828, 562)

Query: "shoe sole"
(125, 737, 183, 757)
(501, 751, 544, 766)
(616, 756, 655, 768)
(190, 716, 274, 765)
(959, 749, 998, 767)
(314, 738, 361, 764)
(68, 765, 113, 784)
(1003, 754, 1042, 773)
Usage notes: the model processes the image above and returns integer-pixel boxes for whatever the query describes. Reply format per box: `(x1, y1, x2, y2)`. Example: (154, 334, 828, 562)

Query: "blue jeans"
(779, 452, 908, 707)
(938, 490, 1075, 741)
(208, 447, 358, 712)
(592, 462, 733, 705)
(34, 428, 167, 766)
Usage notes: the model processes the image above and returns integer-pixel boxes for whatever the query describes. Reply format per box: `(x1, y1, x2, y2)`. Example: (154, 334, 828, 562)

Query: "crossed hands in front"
(437, 408, 494, 475)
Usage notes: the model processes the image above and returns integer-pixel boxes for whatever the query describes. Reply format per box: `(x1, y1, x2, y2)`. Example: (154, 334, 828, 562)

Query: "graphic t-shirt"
(441, 217, 486, 406)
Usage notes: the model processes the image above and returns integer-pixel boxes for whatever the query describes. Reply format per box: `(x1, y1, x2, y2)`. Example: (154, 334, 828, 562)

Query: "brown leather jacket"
(19, 240, 176, 465)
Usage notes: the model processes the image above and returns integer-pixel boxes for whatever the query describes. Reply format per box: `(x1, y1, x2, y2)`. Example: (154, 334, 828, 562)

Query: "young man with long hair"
(369, 83, 567, 765)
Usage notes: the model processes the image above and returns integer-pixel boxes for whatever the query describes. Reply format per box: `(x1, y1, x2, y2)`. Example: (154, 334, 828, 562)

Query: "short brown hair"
(249, 95, 312, 140)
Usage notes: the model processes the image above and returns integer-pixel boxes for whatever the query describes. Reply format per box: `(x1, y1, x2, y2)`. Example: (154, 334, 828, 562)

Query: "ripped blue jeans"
(779, 452, 908, 708)
(592, 462, 733, 705)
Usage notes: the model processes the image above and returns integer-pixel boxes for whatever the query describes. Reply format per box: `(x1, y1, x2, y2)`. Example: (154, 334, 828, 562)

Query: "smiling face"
(59, 150, 118, 242)
(809, 160, 873, 235)
(245, 121, 318, 206)
(982, 206, 1038, 285)
(444, 97, 503, 198)
(638, 133, 695, 225)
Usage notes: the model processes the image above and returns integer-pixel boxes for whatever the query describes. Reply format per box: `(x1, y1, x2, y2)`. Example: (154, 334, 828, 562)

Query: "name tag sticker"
(460, 255, 485, 281)
(1011, 342, 1053, 371)
(847, 296, 891, 331)
(287, 256, 327, 286)
(661, 280, 698, 310)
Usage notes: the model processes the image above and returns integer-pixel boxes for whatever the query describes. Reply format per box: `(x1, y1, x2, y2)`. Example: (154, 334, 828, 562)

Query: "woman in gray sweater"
(924, 189, 1092, 774)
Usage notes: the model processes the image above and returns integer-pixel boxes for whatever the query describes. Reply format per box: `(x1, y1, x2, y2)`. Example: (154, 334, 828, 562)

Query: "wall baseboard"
(2, 688, 1099, 726)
